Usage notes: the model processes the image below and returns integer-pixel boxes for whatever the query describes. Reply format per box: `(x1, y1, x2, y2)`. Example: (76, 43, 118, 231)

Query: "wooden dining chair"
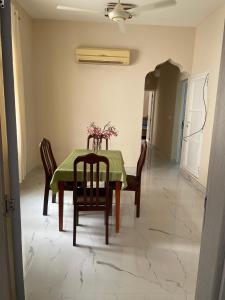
(124, 141, 147, 218)
(40, 138, 58, 215)
(87, 134, 109, 150)
(109, 142, 147, 218)
(73, 153, 110, 246)
(40, 138, 74, 216)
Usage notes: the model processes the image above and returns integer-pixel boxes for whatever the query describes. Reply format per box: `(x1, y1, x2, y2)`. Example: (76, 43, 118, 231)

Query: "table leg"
(115, 181, 121, 233)
(58, 181, 64, 231)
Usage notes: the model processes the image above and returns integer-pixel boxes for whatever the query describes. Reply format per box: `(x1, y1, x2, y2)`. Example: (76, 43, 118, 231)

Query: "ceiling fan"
(57, 0, 177, 34)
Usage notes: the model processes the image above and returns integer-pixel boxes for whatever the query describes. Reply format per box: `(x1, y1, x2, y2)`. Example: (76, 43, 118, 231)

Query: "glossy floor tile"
(20, 154, 204, 300)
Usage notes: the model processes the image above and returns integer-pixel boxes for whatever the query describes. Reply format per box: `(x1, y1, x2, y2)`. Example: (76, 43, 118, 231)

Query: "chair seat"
(76, 196, 106, 206)
(64, 181, 73, 190)
(125, 175, 139, 191)
(76, 187, 107, 197)
(63, 181, 82, 191)
(109, 175, 139, 191)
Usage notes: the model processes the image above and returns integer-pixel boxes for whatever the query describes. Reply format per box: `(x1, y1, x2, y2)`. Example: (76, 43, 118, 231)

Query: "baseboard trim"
(180, 168, 206, 195)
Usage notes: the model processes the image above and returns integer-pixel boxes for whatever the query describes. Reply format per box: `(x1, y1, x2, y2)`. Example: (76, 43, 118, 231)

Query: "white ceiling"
(17, 0, 225, 27)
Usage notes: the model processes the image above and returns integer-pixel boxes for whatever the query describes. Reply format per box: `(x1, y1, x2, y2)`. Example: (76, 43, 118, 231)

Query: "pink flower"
(87, 122, 118, 139)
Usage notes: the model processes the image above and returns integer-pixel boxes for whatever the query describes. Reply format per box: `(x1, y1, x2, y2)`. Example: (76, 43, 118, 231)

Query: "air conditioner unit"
(76, 48, 130, 65)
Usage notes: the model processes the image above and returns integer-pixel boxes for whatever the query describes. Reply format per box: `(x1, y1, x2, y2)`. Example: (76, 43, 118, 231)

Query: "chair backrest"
(39, 138, 57, 181)
(73, 153, 110, 208)
(136, 141, 147, 179)
(87, 134, 109, 150)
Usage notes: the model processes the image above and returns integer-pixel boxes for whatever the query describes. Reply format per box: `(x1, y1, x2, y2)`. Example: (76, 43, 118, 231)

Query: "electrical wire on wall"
(183, 73, 209, 141)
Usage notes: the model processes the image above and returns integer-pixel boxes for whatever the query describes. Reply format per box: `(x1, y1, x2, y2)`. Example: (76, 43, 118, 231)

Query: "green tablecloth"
(50, 149, 127, 193)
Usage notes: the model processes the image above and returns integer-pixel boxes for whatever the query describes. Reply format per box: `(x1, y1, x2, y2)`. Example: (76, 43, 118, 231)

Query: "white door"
(181, 73, 208, 177)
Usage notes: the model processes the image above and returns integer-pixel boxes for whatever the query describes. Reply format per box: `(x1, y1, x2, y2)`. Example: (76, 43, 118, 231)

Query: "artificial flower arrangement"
(87, 122, 118, 150)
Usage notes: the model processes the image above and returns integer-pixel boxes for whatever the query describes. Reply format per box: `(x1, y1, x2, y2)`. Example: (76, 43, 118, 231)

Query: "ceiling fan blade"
(57, 5, 101, 14)
(117, 20, 126, 34)
(128, 0, 177, 14)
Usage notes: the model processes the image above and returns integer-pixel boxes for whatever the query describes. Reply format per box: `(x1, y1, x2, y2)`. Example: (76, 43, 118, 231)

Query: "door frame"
(147, 91, 156, 146)
(0, 1, 25, 299)
(176, 79, 188, 163)
(181, 72, 208, 178)
(0, 121, 12, 300)
(145, 91, 152, 143)
(195, 24, 225, 300)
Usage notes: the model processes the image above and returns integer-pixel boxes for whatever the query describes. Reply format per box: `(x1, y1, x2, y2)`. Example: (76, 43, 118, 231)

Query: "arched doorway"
(142, 59, 189, 164)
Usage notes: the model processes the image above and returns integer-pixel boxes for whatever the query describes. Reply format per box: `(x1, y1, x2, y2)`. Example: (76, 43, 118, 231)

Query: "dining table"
(50, 149, 127, 233)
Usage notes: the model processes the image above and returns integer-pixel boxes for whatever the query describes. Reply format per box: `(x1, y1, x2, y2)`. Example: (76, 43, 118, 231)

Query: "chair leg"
(43, 183, 50, 216)
(52, 193, 56, 203)
(73, 207, 77, 246)
(109, 189, 113, 216)
(134, 192, 137, 205)
(76, 210, 79, 226)
(105, 211, 109, 245)
(135, 188, 141, 218)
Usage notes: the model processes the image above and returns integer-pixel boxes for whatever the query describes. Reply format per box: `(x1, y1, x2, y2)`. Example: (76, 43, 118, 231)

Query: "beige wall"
(32, 20, 195, 167)
(14, 1, 38, 174)
(190, 4, 225, 187)
(152, 62, 180, 159)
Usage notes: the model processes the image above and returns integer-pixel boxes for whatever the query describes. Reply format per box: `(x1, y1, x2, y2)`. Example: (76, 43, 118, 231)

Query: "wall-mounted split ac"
(76, 48, 130, 65)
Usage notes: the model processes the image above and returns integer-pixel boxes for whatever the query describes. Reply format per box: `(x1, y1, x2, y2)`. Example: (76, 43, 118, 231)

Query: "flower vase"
(92, 137, 102, 152)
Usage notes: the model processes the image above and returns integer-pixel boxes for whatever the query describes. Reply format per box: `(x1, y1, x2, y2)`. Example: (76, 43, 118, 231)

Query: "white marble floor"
(20, 153, 204, 300)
